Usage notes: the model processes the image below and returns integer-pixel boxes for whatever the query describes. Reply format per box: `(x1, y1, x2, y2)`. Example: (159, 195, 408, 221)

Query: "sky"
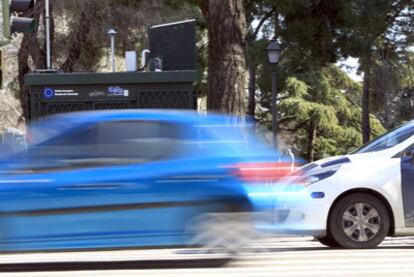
(338, 57, 363, 82)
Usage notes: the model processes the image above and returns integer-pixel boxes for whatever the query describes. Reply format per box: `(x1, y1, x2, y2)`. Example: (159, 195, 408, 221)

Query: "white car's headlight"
(303, 164, 342, 186)
(303, 175, 321, 186)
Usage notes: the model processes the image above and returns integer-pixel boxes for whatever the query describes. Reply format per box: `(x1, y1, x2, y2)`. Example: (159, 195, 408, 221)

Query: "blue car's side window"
(15, 120, 183, 172)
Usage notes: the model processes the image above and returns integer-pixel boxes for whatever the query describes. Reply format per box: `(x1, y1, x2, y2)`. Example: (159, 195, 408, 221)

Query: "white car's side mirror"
(410, 149, 414, 164)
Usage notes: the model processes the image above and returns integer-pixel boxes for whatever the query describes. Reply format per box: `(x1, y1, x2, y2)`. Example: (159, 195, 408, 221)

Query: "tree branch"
(250, 8, 275, 40)
(280, 119, 310, 132)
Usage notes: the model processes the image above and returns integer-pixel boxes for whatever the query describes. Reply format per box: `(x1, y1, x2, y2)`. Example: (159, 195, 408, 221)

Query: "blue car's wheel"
(188, 211, 254, 255)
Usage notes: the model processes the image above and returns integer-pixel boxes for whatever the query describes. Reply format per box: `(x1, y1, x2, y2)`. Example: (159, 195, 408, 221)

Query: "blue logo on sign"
(43, 88, 55, 98)
(107, 86, 125, 96)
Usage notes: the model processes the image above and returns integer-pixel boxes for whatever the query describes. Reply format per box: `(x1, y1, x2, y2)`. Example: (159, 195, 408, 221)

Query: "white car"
(269, 120, 414, 249)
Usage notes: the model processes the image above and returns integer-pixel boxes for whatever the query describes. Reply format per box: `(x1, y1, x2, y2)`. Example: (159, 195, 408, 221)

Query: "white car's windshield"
(350, 121, 414, 154)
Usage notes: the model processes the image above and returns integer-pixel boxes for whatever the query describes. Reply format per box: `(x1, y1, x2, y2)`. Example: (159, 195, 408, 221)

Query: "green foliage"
(264, 65, 385, 160)
(283, 77, 309, 98)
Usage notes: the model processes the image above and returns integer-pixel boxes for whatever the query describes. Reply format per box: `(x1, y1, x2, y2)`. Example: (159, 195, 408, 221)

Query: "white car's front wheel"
(329, 193, 390, 249)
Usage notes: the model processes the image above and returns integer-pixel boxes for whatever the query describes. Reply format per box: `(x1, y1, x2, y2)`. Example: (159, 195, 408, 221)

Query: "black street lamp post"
(266, 40, 281, 148)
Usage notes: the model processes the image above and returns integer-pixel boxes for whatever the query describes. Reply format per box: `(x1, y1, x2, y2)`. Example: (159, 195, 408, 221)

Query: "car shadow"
(245, 244, 414, 253)
(0, 258, 231, 272)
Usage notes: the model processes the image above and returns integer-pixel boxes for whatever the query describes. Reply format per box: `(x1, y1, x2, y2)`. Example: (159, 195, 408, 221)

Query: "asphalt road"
(1, 236, 414, 277)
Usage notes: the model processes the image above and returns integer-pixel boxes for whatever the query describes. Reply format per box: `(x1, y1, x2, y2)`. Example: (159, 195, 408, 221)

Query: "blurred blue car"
(0, 110, 290, 252)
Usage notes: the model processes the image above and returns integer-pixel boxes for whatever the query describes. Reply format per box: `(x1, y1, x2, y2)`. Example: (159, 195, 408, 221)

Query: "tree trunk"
(43, 0, 55, 67)
(307, 120, 317, 162)
(382, 62, 392, 130)
(362, 52, 372, 143)
(25, 0, 46, 69)
(383, 89, 390, 129)
(247, 52, 256, 117)
(17, 0, 46, 119)
(61, 3, 95, 72)
(18, 36, 31, 120)
(205, 0, 247, 115)
(246, 9, 275, 117)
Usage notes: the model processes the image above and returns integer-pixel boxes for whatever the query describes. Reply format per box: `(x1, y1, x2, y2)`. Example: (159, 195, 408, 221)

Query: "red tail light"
(25, 131, 32, 144)
(228, 162, 296, 182)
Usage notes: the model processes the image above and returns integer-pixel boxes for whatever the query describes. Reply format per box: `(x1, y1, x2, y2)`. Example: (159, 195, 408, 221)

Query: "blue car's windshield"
(193, 119, 275, 157)
(350, 121, 414, 154)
